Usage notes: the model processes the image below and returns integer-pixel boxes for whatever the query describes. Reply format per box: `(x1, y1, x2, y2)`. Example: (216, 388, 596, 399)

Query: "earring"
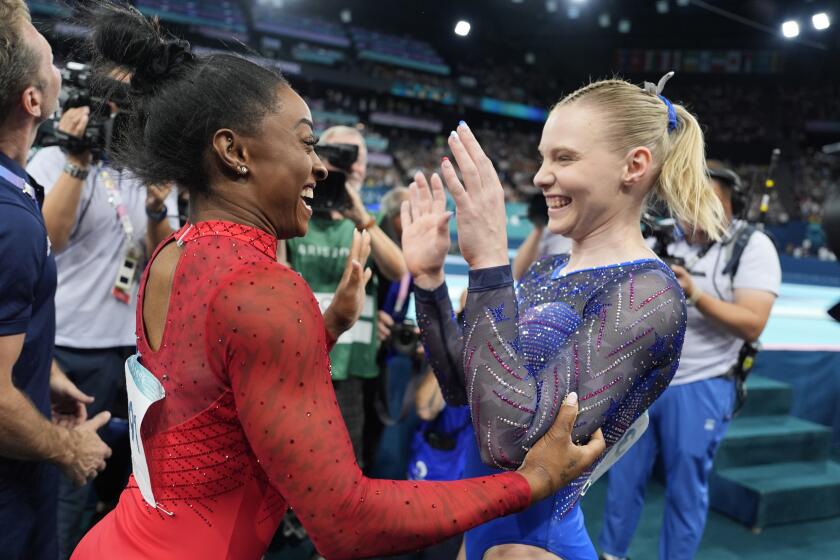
(238, 166, 248, 176)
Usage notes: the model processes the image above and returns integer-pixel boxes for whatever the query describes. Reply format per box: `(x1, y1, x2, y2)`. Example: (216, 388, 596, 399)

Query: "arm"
(36, 108, 93, 254)
(208, 264, 531, 559)
(415, 282, 468, 405)
(512, 226, 544, 281)
(0, 335, 111, 485)
(144, 184, 176, 255)
(693, 289, 775, 342)
(344, 186, 407, 281)
(415, 368, 447, 421)
(463, 265, 685, 473)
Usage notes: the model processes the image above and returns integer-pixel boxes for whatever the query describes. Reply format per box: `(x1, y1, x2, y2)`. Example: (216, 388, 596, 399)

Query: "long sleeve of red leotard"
(205, 262, 531, 560)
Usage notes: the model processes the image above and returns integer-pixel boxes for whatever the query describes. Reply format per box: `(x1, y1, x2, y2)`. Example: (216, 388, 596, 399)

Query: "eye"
(302, 136, 319, 151)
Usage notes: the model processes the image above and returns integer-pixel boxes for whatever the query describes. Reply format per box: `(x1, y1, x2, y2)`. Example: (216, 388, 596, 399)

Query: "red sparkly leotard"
(71, 221, 530, 560)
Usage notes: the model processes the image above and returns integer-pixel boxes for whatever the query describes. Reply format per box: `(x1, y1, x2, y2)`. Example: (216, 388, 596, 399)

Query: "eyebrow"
(538, 145, 581, 157)
(295, 118, 314, 131)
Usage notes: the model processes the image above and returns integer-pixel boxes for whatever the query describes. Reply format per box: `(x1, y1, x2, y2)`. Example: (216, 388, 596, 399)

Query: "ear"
(211, 129, 250, 177)
(20, 85, 44, 119)
(621, 146, 653, 188)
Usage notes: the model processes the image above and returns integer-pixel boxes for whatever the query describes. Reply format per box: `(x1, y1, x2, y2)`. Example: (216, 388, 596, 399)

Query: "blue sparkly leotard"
(415, 255, 686, 559)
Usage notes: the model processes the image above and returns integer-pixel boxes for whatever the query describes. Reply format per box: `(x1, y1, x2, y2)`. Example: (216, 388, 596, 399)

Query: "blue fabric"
(658, 95, 678, 131)
(0, 462, 58, 560)
(599, 376, 735, 560)
(407, 406, 472, 482)
(463, 440, 598, 560)
(0, 150, 57, 488)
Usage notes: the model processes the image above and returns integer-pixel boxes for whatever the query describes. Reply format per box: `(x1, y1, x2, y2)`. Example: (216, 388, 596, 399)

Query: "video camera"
(35, 62, 130, 161)
(387, 319, 420, 356)
(643, 214, 686, 268)
(310, 143, 359, 212)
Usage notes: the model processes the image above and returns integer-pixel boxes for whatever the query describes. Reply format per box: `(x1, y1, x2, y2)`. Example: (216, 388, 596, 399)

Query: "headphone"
(707, 167, 747, 219)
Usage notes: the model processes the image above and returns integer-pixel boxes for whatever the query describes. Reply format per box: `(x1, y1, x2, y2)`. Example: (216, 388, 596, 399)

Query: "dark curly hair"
(87, 2, 289, 195)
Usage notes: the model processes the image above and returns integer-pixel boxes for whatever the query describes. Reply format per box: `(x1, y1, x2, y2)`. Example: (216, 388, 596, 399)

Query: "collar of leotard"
(174, 220, 278, 261)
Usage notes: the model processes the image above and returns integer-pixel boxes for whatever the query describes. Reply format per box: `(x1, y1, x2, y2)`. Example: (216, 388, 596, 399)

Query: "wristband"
(63, 162, 89, 181)
(358, 216, 377, 231)
(146, 204, 168, 223)
(687, 286, 703, 306)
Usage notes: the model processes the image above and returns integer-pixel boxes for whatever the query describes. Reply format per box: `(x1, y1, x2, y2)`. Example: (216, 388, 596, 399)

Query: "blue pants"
(0, 462, 59, 560)
(599, 377, 735, 560)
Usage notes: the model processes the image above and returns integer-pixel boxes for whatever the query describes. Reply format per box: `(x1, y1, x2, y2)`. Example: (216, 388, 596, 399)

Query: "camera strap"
(0, 162, 41, 205)
(100, 168, 140, 304)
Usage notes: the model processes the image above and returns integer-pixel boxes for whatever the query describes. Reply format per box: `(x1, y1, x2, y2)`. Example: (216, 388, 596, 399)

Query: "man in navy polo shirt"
(0, 2, 112, 558)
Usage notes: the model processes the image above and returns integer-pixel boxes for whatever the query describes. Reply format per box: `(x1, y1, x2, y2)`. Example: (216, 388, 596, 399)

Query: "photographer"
(0, 3, 111, 559)
(26, 66, 177, 557)
(599, 165, 781, 560)
(283, 125, 406, 466)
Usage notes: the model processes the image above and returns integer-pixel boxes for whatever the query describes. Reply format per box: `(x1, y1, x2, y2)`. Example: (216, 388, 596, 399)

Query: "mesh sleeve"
(206, 263, 530, 560)
(414, 282, 468, 405)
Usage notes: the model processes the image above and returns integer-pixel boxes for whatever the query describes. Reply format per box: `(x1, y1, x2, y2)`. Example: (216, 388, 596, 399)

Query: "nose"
(533, 164, 553, 191)
(312, 154, 328, 181)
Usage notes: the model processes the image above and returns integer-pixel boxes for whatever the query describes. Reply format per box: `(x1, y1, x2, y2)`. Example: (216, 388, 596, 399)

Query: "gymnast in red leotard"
(70, 5, 604, 560)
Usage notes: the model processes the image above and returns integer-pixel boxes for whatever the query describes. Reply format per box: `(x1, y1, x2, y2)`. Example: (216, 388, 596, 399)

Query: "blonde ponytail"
(555, 76, 727, 241)
(656, 105, 726, 240)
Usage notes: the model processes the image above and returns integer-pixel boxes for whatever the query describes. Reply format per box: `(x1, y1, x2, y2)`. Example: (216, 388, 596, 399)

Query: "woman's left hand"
(440, 122, 509, 270)
(323, 229, 373, 340)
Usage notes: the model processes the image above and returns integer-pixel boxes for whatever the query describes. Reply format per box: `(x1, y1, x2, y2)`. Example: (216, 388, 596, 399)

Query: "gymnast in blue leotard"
(402, 74, 728, 560)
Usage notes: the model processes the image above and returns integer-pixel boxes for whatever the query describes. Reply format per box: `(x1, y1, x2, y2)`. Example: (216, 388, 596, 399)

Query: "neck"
(566, 210, 655, 272)
(189, 191, 279, 239)
(0, 118, 36, 168)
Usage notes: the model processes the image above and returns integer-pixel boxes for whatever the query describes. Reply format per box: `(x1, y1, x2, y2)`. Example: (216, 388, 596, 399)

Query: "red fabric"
(72, 220, 530, 560)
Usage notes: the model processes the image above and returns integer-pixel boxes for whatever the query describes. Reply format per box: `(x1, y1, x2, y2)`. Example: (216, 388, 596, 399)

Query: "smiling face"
(241, 87, 327, 238)
(534, 103, 637, 241)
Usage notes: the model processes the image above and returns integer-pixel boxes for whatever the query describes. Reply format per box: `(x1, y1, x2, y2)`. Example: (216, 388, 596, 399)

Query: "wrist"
(687, 286, 704, 306)
(354, 212, 373, 229)
(146, 204, 168, 224)
(65, 153, 91, 168)
(323, 307, 351, 338)
(62, 161, 89, 181)
(469, 256, 511, 270)
(414, 270, 445, 291)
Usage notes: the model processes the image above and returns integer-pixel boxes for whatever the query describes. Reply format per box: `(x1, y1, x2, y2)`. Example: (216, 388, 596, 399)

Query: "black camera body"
(310, 143, 359, 213)
(35, 62, 129, 161)
(388, 319, 420, 356)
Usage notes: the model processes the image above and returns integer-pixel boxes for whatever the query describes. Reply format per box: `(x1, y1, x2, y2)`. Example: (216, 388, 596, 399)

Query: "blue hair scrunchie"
(658, 94, 678, 132)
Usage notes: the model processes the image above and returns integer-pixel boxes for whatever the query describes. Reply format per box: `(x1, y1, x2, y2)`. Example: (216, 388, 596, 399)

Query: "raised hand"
(440, 122, 509, 271)
(401, 171, 452, 290)
(323, 229, 373, 340)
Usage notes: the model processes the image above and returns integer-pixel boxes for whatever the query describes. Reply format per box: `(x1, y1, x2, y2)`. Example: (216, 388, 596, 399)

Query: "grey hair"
(319, 124, 364, 145)
(380, 186, 410, 218)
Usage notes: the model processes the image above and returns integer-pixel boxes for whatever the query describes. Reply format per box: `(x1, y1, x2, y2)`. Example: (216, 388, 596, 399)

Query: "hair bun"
(131, 39, 193, 94)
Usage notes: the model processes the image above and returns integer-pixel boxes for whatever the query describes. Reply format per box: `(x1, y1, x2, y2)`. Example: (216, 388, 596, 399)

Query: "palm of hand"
(403, 208, 450, 278)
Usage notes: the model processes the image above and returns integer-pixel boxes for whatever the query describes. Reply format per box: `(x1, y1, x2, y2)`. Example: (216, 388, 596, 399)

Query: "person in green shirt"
(281, 125, 406, 466)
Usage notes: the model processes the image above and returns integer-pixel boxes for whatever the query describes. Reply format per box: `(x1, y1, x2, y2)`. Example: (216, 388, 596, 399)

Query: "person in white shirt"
(599, 165, 781, 560)
(27, 94, 178, 558)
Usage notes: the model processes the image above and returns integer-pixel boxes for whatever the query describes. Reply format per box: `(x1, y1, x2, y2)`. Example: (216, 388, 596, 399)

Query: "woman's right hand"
(517, 392, 606, 503)
(401, 171, 452, 290)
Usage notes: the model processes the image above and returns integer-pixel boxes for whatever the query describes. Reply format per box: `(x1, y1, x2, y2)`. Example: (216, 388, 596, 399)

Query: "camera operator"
(511, 193, 571, 281)
(599, 165, 781, 560)
(26, 65, 178, 557)
(0, 3, 111, 559)
(282, 125, 406, 466)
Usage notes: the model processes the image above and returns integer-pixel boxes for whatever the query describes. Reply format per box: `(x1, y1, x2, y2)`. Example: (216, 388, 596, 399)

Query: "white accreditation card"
(125, 354, 166, 508)
(580, 411, 649, 496)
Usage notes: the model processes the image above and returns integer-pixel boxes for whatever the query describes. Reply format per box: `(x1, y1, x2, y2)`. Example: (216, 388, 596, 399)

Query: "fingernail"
(564, 392, 578, 405)
(441, 157, 451, 168)
(449, 130, 458, 139)
(458, 120, 467, 128)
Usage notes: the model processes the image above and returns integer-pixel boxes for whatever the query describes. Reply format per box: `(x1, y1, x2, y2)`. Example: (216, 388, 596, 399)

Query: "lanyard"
(0, 162, 39, 203)
(98, 166, 134, 245)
